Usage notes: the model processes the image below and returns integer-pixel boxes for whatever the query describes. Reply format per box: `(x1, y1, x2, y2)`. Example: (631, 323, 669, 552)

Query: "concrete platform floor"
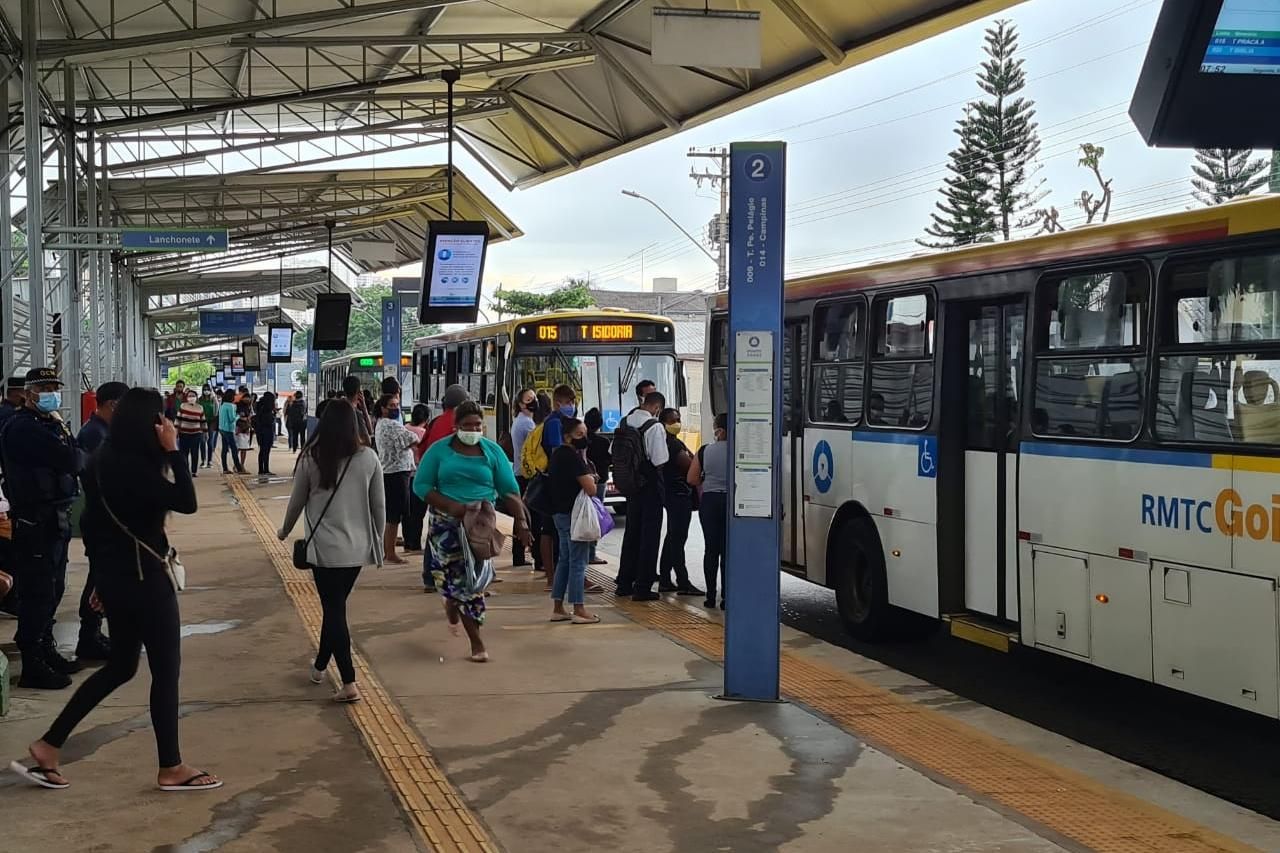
(1, 450, 1275, 853)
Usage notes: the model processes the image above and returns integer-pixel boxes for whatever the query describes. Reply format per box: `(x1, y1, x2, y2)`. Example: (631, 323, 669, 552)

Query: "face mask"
(559, 404, 576, 417)
(456, 429, 482, 446)
(571, 437, 589, 450)
(665, 423, 682, 436)
(387, 408, 401, 422)
(36, 391, 61, 413)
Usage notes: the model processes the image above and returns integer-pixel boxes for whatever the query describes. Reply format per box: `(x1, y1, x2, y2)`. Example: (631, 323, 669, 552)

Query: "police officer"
(1, 367, 83, 689)
(0, 375, 27, 618)
(0, 375, 27, 428)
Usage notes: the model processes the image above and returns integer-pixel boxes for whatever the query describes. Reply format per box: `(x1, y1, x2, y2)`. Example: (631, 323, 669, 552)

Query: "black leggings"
(314, 567, 361, 684)
(256, 429, 274, 474)
(699, 492, 727, 602)
(43, 566, 182, 768)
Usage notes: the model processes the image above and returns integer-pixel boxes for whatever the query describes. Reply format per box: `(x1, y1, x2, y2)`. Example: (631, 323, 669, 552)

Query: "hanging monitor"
(312, 293, 353, 350)
(268, 323, 293, 363)
(215, 370, 225, 387)
(230, 355, 245, 376)
(1131, 0, 1280, 147)
(419, 220, 488, 325)
(243, 341, 262, 371)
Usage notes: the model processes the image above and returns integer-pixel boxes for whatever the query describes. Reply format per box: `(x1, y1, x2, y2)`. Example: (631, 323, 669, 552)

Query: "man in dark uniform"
(71, 380, 128, 660)
(0, 375, 27, 617)
(2, 367, 83, 689)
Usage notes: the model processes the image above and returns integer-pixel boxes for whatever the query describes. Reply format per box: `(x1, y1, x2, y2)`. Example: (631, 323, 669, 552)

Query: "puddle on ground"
(180, 620, 240, 638)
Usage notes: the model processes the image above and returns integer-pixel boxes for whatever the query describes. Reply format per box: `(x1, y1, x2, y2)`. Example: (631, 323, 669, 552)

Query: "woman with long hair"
(547, 417, 599, 624)
(413, 401, 531, 662)
(254, 391, 277, 476)
(373, 392, 422, 565)
(277, 398, 385, 703)
(10, 388, 221, 791)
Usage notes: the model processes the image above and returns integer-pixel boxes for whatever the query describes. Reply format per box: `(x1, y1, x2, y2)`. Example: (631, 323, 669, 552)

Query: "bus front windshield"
(514, 350, 679, 432)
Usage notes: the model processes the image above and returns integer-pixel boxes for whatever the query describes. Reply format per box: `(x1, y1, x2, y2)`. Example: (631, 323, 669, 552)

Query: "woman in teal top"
(413, 400, 530, 662)
(217, 392, 244, 474)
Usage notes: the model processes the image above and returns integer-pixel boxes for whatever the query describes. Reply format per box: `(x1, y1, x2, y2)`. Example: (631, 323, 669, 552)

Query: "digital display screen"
(230, 355, 245, 375)
(526, 321, 673, 344)
(427, 233, 486, 307)
(268, 324, 293, 363)
(215, 370, 225, 386)
(242, 342, 262, 371)
(1203, 0, 1280, 75)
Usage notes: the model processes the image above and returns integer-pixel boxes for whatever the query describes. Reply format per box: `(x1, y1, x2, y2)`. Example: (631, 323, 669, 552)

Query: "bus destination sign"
(528, 321, 672, 344)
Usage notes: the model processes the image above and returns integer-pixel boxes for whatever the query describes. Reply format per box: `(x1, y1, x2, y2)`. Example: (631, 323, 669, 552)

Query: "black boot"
(18, 650, 71, 689)
(43, 640, 83, 675)
(76, 632, 112, 661)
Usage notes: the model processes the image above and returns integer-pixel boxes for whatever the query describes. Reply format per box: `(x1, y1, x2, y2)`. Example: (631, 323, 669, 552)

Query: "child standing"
(235, 412, 253, 472)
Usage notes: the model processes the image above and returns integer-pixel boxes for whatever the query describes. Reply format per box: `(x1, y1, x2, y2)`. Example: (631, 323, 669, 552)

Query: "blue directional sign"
(381, 297, 401, 385)
(199, 309, 258, 336)
(307, 340, 320, 376)
(121, 228, 228, 253)
(724, 140, 786, 703)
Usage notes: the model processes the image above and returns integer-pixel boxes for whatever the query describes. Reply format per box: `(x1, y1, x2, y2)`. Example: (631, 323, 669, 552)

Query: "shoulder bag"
(96, 469, 186, 591)
(293, 456, 352, 570)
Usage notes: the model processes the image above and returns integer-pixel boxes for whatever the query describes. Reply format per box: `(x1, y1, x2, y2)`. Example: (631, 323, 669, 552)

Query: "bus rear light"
(883, 507, 894, 517)
(1017, 530, 1031, 541)
(1118, 547, 1134, 560)
(1095, 594, 1110, 604)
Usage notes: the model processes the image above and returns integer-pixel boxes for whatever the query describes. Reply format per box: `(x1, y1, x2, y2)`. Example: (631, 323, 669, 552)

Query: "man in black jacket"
(2, 368, 83, 689)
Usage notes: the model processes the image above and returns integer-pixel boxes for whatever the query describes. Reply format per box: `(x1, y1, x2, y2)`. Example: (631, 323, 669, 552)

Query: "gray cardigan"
(277, 446, 385, 568)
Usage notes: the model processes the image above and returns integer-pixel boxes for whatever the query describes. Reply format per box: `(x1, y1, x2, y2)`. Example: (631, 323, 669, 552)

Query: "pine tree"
(1191, 149, 1269, 206)
(969, 20, 1044, 240)
(920, 109, 997, 248)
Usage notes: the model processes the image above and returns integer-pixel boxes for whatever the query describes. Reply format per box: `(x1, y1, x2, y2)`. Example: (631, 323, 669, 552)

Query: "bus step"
(943, 613, 1019, 653)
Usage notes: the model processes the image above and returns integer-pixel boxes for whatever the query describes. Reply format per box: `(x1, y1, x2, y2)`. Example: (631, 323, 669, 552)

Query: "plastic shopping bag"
(592, 496, 614, 538)
(458, 519, 496, 595)
(571, 491, 602, 542)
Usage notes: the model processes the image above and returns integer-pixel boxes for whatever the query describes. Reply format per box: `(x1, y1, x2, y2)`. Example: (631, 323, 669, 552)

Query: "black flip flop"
(9, 761, 69, 789)
(158, 771, 224, 792)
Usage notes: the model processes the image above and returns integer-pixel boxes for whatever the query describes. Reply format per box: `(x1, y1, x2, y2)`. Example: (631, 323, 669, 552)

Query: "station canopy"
(13, 0, 1025, 188)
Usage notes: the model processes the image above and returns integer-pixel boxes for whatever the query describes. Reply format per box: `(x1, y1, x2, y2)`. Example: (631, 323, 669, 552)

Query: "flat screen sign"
(1203, 1, 1280, 75)
(526, 321, 673, 344)
(268, 324, 293, 363)
(230, 355, 245, 375)
(419, 220, 488, 324)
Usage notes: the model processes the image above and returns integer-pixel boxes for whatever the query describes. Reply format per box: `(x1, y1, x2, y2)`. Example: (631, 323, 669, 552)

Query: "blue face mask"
(559, 404, 576, 417)
(386, 408, 401, 422)
(36, 391, 61, 414)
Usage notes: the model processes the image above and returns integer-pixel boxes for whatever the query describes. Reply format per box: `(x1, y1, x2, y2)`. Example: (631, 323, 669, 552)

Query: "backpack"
(519, 421, 549, 479)
(611, 413, 660, 497)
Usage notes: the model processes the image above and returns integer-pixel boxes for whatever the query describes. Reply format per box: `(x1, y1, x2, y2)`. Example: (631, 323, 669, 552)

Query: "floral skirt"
(427, 509, 485, 624)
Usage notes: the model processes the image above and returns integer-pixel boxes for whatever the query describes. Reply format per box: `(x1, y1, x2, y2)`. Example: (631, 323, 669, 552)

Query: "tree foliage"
(166, 362, 214, 388)
(1191, 148, 1269, 206)
(922, 20, 1043, 247)
(488, 278, 594, 317)
(1075, 143, 1113, 224)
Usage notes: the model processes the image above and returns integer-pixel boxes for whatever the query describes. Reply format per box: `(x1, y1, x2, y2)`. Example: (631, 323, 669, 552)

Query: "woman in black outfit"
(9, 388, 222, 791)
(255, 391, 277, 475)
(657, 408, 703, 596)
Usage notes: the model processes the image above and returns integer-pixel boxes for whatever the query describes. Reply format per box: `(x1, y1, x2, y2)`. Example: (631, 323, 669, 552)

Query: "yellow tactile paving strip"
(228, 477, 497, 853)
(586, 570, 1261, 853)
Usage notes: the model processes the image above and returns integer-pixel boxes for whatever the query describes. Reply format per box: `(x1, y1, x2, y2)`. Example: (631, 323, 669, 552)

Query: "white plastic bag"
(570, 491, 602, 542)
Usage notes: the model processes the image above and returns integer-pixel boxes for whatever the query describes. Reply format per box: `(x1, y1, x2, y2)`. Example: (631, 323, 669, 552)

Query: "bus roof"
(411, 308, 679, 348)
(713, 194, 1280, 309)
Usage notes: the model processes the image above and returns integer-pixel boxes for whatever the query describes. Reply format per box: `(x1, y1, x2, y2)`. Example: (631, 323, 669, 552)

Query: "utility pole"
(688, 146, 730, 290)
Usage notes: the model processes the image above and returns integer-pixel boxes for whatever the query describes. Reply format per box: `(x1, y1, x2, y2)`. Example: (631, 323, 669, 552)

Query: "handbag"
(96, 470, 186, 592)
(293, 457, 352, 570)
(523, 472, 552, 515)
(462, 501, 506, 560)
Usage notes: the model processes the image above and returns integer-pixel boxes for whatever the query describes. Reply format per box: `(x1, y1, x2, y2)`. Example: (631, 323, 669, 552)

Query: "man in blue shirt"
(76, 381, 128, 456)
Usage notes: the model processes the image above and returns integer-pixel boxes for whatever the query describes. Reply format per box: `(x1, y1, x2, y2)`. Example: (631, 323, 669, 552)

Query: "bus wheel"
(833, 517, 891, 640)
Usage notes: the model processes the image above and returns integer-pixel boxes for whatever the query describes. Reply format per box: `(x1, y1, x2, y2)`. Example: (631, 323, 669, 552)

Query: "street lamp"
(621, 189, 717, 263)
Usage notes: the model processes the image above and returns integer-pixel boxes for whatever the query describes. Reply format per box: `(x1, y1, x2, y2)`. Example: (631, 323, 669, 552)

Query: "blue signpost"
(381, 297, 401, 386)
(122, 228, 227, 252)
(724, 141, 786, 702)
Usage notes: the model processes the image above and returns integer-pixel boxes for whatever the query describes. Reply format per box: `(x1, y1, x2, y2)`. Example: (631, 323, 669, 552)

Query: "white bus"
(707, 195, 1280, 718)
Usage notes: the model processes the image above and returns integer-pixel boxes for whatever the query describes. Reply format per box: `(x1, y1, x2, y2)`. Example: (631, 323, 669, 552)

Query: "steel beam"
(0, 148, 12, 378)
(62, 62, 83, 424)
(87, 126, 101, 385)
(771, 0, 846, 65)
(22, 0, 44, 368)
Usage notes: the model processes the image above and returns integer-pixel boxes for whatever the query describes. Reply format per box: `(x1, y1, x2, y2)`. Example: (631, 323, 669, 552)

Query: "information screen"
(419, 221, 488, 324)
(268, 324, 293, 363)
(243, 342, 262, 371)
(230, 355, 245, 375)
(215, 370, 225, 386)
(526, 321, 673, 344)
(1203, 0, 1280, 75)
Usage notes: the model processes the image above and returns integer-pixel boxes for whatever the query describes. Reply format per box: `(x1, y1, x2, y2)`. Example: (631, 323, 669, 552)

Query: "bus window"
(811, 300, 865, 424)
(868, 293, 934, 428)
(1155, 249, 1280, 444)
(709, 318, 728, 414)
(1033, 265, 1148, 440)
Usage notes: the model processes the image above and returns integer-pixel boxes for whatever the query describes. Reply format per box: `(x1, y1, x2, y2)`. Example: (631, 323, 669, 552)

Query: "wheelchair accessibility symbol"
(812, 440, 834, 494)
(917, 436, 937, 479)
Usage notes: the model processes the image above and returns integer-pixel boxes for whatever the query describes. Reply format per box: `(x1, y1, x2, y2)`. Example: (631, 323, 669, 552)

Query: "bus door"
(782, 319, 809, 568)
(946, 299, 1025, 619)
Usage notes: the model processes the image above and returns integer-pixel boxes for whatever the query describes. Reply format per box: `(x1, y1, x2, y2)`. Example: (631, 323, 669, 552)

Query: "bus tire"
(832, 516, 892, 641)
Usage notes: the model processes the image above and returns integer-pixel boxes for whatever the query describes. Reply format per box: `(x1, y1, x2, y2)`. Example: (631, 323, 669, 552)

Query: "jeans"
(44, 564, 182, 767)
(617, 482, 663, 595)
(313, 567, 361, 684)
(12, 511, 71, 654)
(552, 512, 590, 605)
(220, 430, 240, 471)
(699, 492, 727, 602)
(660, 494, 693, 588)
(179, 433, 202, 474)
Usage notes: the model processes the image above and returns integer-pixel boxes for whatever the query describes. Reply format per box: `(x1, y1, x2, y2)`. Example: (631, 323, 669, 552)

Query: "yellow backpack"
(519, 421, 549, 479)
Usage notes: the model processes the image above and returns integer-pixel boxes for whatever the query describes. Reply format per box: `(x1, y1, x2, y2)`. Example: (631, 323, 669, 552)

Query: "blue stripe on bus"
(1019, 441, 1212, 468)
(851, 430, 928, 446)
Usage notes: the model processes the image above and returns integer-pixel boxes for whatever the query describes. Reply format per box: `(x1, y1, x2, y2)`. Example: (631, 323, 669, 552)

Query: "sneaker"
(631, 591, 660, 602)
(704, 598, 716, 609)
(658, 582, 678, 593)
(677, 585, 705, 596)
(44, 648, 83, 675)
(18, 658, 71, 690)
(75, 634, 112, 661)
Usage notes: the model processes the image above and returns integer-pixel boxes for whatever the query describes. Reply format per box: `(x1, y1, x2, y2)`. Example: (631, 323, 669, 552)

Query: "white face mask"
(456, 429, 482, 446)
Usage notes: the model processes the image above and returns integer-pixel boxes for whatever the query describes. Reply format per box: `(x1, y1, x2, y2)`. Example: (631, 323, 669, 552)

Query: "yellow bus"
(316, 351, 412, 400)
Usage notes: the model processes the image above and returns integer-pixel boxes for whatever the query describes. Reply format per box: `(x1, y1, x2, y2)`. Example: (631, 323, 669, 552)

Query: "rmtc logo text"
(1141, 491, 1280, 541)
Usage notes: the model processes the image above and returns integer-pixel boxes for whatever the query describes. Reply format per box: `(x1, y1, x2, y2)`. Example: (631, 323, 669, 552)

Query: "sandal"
(9, 760, 69, 789)
(158, 771, 224, 792)
(468, 651, 490, 663)
(571, 614, 601, 625)
(584, 581, 604, 593)
(588, 557, 608, 565)
(333, 686, 361, 704)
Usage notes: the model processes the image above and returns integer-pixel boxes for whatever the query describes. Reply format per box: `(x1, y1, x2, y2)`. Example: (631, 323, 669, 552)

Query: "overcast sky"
(317, 0, 1226, 299)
